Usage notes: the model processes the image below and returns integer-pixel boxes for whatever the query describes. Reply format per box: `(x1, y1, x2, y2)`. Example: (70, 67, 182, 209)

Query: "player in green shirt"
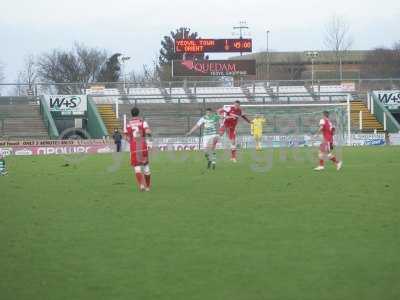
(0, 150, 7, 176)
(186, 108, 220, 170)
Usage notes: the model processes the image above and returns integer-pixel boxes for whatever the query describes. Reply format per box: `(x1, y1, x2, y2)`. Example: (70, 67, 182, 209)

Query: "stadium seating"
(277, 86, 309, 94)
(111, 101, 353, 138)
(312, 85, 354, 101)
(87, 84, 353, 105)
(90, 84, 362, 138)
(350, 100, 384, 132)
(97, 104, 121, 134)
(273, 86, 313, 102)
(117, 103, 206, 136)
(191, 87, 248, 103)
(167, 88, 191, 103)
(88, 87, 166, 105)
(86, 88, 120, 104)
(0, 100, 49, 139)
(244, 85, 273, 102)
(128, 88, 165, 104)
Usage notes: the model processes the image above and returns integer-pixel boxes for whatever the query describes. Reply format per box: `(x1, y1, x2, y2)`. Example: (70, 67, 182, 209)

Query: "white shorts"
(202, 134, 219, 149)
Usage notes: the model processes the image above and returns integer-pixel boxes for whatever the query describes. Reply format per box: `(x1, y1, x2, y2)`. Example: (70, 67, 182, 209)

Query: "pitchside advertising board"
(0, 134, 387, 156)
(374, 90, 400, 110)
(172, 60, 256, 77)
(44, 95, 88, 115)
(389, 133, 400, 145)
(0, 140, 114, 156)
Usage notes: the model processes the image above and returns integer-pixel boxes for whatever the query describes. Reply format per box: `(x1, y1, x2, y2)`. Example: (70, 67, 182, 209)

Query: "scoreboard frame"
(175, 39, 252, 53)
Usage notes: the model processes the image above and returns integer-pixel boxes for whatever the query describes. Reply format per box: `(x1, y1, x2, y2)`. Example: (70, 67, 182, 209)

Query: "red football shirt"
(319, 117, 334, 143)
(219, 106, 243, 128)
(126, 117, 150, 166)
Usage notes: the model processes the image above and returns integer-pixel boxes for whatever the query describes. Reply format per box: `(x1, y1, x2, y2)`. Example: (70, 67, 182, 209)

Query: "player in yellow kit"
(251, 115, 266, 151)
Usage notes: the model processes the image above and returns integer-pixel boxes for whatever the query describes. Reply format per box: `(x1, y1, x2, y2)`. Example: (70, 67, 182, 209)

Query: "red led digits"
(175, 39, 252, 53)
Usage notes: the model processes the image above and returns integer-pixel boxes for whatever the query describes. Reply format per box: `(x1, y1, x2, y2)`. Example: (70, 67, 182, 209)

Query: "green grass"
(0, 147, 399, 300)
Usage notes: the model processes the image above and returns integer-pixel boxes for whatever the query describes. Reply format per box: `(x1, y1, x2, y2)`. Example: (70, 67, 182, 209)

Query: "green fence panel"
(39, 96, 59, 139)
(87, 97, 108, 139)
(371, 93, 400, 133)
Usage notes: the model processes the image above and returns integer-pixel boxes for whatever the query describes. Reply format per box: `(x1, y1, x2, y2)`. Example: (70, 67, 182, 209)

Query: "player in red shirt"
(218, 100, 251, 162)
(125, 107, 152, 191)
(314, 111, 343, 171)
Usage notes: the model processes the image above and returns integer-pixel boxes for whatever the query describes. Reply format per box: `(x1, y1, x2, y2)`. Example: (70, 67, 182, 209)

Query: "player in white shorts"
(186, 108, 220, 170)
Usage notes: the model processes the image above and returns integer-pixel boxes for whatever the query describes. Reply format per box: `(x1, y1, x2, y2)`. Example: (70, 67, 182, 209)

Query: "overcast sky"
(0, 0, 399, 82)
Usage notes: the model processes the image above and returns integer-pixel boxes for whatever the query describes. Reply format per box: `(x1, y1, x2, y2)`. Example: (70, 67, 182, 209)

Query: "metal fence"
(1, 78, 400, 97)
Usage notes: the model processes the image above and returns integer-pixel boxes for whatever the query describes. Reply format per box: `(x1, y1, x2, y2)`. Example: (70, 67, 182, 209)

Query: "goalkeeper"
(0, 151, 7, 176)
(251, 114, 266, 150)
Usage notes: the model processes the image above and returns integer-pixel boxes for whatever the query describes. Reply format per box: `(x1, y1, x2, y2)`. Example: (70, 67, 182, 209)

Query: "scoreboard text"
(175, 39, 252, 53)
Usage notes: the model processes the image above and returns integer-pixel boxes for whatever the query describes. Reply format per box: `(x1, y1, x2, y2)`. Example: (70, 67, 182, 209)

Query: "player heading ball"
(218, 101, 251, 163)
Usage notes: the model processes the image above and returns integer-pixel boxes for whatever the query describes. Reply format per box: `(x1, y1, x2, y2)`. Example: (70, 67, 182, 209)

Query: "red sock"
(135, 172, 144, 187)
(231, 149, 237, 159)
(330, 156, 338, 164)
(319, 159, 324, 166)
(144, 174, 151, 188)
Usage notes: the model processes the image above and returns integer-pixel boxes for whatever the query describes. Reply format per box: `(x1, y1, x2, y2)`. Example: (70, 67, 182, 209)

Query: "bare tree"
(37, 43, 108, 93)
(13, 55, 38, 96)
(324, 15, 353, 79)
(128, 62, 160, 86)
(76, 45, 108, 83)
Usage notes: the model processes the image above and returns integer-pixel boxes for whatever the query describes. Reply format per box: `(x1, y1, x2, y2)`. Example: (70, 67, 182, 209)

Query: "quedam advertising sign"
(172, 60, 256, 77)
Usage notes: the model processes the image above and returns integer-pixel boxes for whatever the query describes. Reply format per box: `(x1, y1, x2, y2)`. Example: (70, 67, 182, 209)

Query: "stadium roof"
(231, 50, 372, 64)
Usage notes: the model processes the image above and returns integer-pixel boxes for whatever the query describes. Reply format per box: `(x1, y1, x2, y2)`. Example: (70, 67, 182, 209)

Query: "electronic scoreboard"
(175, 39, 252, 53)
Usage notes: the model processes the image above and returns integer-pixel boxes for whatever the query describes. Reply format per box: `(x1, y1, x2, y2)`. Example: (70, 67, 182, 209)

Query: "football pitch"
(1, 146, 399, 300)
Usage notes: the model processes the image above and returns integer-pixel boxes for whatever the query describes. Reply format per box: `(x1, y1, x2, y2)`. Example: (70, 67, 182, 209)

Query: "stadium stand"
(97, 104, 121, 134)
(240, 84, 354, 102)
(127, 88, 165, 104)
(88, 84, 354, 105)
(313, 85, 356, 101)
(0, 83, 382, 140)
(350, 100, 384, 132)
(86, 88, 120, 104)
(191, 87, 248, 102)
(116, 103, 205, 136)
(86, 83, 381, 137)
(0, 98, 49, 139)
(240, 85, 273, 102)
(106, 101, 354, 138)
(274, 85, 313, 101)
(167, 88, 191, 103)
